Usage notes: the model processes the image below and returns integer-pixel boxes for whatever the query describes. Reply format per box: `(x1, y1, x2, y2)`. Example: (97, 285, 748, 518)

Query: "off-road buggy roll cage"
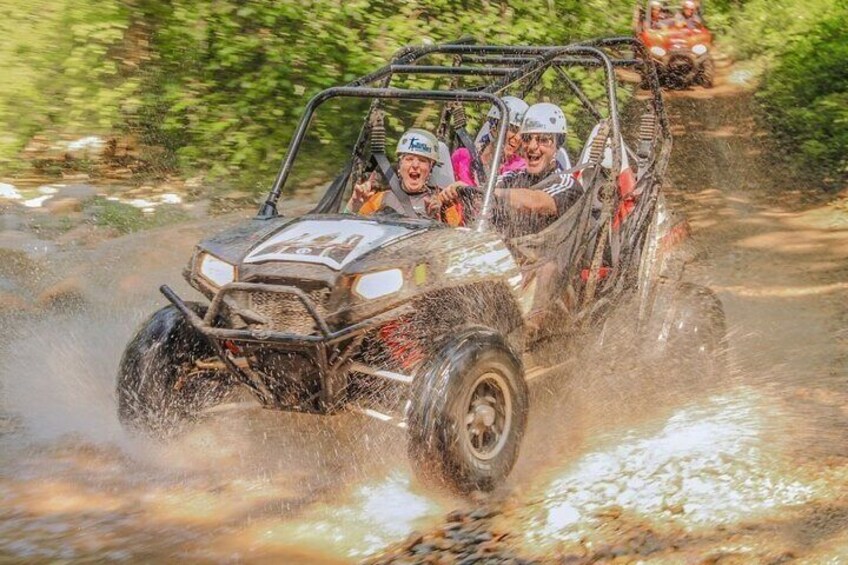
(119, 35, 709, 493)
(257, 36, 671, 308)
(159, 37, 671, 411)
(261, 37, 670, 221)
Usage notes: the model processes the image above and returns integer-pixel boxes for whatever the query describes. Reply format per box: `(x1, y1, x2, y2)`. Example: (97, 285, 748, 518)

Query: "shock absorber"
(449, 102, 468, 130)
(637, 111, 657, 162)
(369, 108, 387, 155)
(589, 120, 611, 165)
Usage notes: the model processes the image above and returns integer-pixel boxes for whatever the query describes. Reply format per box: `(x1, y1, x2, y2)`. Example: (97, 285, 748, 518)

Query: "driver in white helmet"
(450, 95, 529, 187)
(677, 0, 703, 28)
(347, 128, 463, 226)
(649, 0, 671, 28)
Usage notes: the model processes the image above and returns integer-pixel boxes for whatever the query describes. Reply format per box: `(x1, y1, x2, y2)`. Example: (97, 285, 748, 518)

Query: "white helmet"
(486, 96, 529, 127)
(396, 128, 439, 162)
(520, 103, 567, 135)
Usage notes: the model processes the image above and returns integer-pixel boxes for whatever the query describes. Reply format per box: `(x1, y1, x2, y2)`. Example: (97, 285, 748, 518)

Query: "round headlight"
(199, 253, 236, 287)
(354, 269, 404, 300)
(692, 43, 708, 55)
(650, 46, 667, 57)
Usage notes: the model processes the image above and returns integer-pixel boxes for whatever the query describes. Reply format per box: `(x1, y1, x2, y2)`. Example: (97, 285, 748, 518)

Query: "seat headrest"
(430, 141, 456, 187)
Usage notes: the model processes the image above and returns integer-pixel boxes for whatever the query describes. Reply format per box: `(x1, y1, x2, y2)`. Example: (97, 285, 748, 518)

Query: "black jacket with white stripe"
(493, 164, 585, 237)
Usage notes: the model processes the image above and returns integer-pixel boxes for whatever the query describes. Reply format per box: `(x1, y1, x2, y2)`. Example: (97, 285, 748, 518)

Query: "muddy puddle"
(2, 67, 848, 563)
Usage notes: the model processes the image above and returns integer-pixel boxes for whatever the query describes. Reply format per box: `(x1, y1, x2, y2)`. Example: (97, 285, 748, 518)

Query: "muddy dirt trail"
(2, 63, 847, 562)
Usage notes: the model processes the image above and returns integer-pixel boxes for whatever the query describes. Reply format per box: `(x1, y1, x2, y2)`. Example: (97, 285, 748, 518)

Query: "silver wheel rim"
(462, 371, 512, 461)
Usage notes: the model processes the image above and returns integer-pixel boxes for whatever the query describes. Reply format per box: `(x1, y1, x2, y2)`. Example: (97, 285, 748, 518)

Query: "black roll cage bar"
(262, 87, 511, 233)
(257, 36, 669, 235)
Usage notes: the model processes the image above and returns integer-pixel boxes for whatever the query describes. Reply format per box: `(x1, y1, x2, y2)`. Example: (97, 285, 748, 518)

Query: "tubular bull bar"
(159, 283, 409, 411)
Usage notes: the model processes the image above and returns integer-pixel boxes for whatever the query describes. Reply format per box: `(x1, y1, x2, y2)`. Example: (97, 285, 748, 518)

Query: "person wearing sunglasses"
(433, 102, 586, 336)
(433, 102, 582, 236)
(450, 96, 529, 187)
(490, 102, 583, 237)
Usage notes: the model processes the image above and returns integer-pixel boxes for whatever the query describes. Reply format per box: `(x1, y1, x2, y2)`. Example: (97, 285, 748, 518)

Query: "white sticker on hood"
(244, 219, 412, 270)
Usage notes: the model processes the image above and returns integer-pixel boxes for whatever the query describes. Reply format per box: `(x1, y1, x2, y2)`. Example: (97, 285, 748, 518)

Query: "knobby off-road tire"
(699, 56, 715, 88)
(117, 302, 233, 438)
(407, 327, 529, 493)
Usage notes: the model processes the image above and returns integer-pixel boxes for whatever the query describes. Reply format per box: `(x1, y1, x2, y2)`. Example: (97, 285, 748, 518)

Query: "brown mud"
(2, 56, 847, 563)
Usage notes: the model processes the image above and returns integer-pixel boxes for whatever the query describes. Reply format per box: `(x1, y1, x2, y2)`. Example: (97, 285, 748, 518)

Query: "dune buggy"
(634, 1, 715, 88)
(117, 37, 726, 493)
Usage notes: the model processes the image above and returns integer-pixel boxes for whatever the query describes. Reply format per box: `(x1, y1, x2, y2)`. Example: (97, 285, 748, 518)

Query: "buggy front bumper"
(160, 283, 409, 411)
(161, 283, 405, 347)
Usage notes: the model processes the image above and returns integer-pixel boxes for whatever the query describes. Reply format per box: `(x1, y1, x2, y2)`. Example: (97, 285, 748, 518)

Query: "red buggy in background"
(634, 0, 715, 88)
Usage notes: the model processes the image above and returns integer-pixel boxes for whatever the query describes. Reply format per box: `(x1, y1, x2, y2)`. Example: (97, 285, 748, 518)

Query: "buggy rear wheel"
(407, 328, 528, 493)
(117, 302, 233, 437)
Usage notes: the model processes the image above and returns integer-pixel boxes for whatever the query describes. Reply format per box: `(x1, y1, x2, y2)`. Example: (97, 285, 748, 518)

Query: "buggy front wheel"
(699, 56, 715, 88)
(407, 328, 528, 493)
(117, 303, 234, 437)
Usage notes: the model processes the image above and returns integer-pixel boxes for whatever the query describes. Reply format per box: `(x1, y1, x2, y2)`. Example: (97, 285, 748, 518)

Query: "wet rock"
(474, 531, 494, 543)
(446, 510, 466, 523)
(412, 543, 436, 555)
(44, 197, 83, 215)
(35, 277, 86, 311)
(55, 184, 97, 201)
(404, 531, 424, 550)
(469, 507, 498, 520)
(432, 537, 456, 551)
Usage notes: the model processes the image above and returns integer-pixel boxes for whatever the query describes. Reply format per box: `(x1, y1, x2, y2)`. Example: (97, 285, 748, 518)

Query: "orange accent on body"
(357, 191, 386, 216)
(357, 191, 463, 227)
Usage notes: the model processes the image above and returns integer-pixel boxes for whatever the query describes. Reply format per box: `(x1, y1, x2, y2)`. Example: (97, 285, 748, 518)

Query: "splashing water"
(520, 388, 818, 551)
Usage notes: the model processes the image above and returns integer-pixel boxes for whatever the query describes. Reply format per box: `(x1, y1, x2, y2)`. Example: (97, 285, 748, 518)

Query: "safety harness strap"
(448, 103, 488, 185)
(368, 108, 418, 218)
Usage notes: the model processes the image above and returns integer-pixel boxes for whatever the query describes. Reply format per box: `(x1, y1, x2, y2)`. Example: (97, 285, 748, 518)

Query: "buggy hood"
(242, 216, 429, 270)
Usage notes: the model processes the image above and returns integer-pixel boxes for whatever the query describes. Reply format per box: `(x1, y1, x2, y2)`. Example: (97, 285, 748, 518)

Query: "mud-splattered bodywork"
(162, 213, 528, 413)
(187, 214, 525, 330)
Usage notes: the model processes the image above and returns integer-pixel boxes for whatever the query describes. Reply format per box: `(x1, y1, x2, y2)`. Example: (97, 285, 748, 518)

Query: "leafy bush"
(131, 0, 635, 189)
(0, 0, 638, 188)
(720, 0, 848, 185)
(0, 1, 137, 159)
(759, 10, 848, 183)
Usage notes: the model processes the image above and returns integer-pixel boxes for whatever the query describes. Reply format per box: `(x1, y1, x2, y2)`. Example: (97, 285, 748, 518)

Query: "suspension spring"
(370, 109, 386, 154)
(449, 103, 468, 129)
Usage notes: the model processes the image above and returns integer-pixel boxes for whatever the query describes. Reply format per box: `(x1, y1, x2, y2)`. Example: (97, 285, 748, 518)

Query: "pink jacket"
(450, 148, 526, 186)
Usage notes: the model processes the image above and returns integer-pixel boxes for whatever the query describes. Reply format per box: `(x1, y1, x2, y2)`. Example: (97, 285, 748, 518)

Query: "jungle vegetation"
(0, 0, 844, 188)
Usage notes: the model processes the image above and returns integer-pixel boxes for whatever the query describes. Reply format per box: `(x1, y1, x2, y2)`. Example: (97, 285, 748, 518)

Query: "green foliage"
(719, 0, 848, 185)
(0, 1, 136, 159)
(756, 8, 848, 183)
(132, 0, 635, 189)
(0, 0, 642, 189)
(85, 197, 189, 234)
